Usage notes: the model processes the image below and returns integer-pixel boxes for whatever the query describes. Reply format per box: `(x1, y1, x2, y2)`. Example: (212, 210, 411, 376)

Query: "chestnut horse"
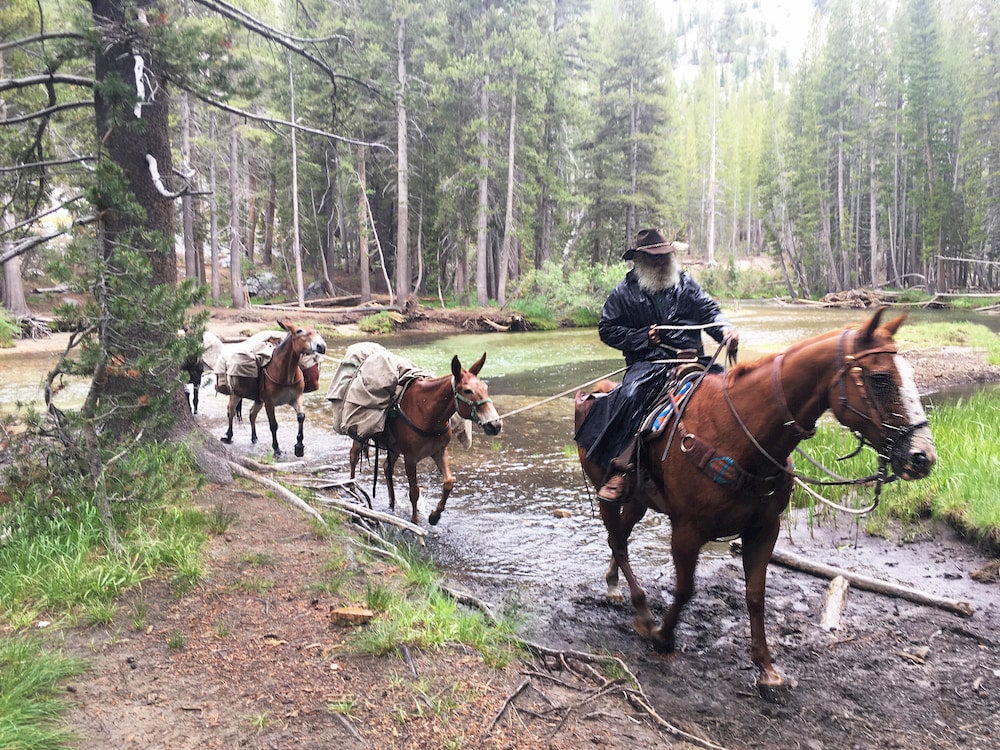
(220, 320, 327, 457)
(349, 353, 502, 525)
(575, 306, 936, 699)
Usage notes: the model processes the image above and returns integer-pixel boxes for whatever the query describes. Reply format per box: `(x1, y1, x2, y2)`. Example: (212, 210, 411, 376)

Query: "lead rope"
(495, 366, 627, 421)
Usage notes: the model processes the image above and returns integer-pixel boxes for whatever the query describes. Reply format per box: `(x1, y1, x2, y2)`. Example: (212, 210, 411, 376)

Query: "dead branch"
(227, 460, 326, 525)
(314, 493, 426, 537)
(488, 677, 531, 733)
(768, 546, 974, 617)
(818, 575, 850, 631)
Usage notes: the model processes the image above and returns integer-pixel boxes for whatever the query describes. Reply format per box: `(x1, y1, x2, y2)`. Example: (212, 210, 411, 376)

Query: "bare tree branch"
(1, 100, 93, 125)
(0, 74, 95, 94)
(0, 194, 86, 237)
(0, 215, 97, 265)
(0, 156, 96, 174)
(0, 32, 87, 55)
(184, 87, 391, 151)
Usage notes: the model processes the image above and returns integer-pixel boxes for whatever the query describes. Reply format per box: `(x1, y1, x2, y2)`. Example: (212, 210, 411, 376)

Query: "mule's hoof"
(251, 437, 259, 445)
(756, 671, 792, 704)
(605, 589, 625, 605)
(220, 436, 233, 444)
(428, 511, 441, 525)
(294, 445, 304, 458)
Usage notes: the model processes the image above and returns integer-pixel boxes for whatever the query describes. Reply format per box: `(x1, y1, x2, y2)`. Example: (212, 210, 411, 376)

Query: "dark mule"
(575, 306, 936, 698)
(181, 330, 223, 415)
(349, 353, 502, 525)
(220, 320, 327, 457)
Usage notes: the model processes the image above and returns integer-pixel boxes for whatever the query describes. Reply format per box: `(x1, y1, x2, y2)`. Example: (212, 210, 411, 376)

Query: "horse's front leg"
(603, 500, 647, 603)
(293, 396, 305, 458)
(403, 457, 421, 525)
(652, 523, 701, 653)
(427, 448, 454, 526)
(262, 401, 280, 456)
(599, 499, 655, 636)
(191, 383, 199, 415)
(741, 516, 787, 701)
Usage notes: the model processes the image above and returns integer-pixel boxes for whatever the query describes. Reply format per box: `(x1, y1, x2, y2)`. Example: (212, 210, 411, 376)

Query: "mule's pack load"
(212, 331, 282, 396)
(212, 330, 321, 397)
(327, 342, 431, 440)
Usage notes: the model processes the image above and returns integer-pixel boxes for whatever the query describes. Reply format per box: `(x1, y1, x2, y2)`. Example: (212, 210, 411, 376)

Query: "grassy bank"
(0, 442, 208, 748)
(793, 390, 1000, 551)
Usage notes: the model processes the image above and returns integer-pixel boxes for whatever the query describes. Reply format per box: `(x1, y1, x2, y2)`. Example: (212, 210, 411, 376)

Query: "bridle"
(453, 377, 494, 426)
(720, 327, 928, 513)
(390, 376, 494, 438)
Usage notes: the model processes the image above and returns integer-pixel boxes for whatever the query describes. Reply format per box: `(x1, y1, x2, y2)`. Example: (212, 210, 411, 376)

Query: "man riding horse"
(576, 228, 740, 502)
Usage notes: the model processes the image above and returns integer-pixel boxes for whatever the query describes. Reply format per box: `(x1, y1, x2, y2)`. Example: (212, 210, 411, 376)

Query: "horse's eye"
(866, 372, 895, 401)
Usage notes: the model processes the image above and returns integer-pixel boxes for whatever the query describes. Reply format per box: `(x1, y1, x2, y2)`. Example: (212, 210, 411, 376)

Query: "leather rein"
(659, 328, 927, 512)
(715, 328, 928, 511)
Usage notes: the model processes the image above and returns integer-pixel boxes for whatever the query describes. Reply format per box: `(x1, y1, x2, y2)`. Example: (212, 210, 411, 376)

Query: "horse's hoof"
(294, 445, 304, 458)
(251, 437, 259, 445)
(428, 511, 441, 525)
(220, 437, 233, 444)
(605, 590, 625, 605)
(756, 680, 791, 704)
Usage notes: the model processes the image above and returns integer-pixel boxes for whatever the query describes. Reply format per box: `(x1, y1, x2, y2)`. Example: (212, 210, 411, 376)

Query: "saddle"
(639, 363, 705, 439)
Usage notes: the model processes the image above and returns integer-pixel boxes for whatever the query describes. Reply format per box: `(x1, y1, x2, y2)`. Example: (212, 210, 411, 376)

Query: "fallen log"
(767, 546, 974, 617)
(818, 575, 850, 631)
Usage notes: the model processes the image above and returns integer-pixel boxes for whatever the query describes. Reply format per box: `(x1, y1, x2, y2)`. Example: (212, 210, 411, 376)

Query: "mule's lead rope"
(495, 366, 627, 421)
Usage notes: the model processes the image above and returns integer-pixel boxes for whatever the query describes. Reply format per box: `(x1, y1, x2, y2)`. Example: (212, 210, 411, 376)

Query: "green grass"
(351, 545, 516, 669)
(899, 321, 1000, 365)
(0, 636, 86, 749)
(793, 391, 1000, 551)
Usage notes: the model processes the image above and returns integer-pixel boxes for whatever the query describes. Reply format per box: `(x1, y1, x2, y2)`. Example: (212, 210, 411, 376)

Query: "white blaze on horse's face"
(893, 355, 936, 480)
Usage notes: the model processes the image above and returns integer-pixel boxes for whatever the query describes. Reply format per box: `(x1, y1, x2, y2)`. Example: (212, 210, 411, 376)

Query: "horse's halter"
(830, 329, 929, 466)
(453, 377, 494, 425)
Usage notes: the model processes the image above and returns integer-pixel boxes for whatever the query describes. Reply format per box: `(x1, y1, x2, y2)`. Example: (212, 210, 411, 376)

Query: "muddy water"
(2, 303, 997, 638)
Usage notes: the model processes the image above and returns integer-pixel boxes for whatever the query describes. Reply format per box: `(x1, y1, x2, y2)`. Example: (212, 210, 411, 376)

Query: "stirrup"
(598, 473, 628, 502)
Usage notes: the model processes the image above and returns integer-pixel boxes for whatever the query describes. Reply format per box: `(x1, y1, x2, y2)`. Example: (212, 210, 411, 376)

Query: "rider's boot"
(597, 439, 638, 502)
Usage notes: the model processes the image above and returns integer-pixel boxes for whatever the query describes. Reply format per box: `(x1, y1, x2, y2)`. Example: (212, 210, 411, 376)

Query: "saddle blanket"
(640, 375, 697, 438)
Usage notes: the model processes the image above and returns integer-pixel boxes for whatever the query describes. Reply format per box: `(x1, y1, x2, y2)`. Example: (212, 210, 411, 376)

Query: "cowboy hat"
(621, 228, 677, 260)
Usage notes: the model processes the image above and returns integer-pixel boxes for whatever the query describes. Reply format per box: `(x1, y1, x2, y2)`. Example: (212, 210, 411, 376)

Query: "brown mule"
(220, 320, 327, 457)
(350, 353, 502, 525)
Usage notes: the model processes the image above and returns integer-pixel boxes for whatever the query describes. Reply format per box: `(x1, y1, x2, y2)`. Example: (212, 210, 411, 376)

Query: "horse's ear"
(859, 305, 888, 342)
(468, 352, 486, 376)
(451, 355, 462, 379)
(882, 313, 907, 337)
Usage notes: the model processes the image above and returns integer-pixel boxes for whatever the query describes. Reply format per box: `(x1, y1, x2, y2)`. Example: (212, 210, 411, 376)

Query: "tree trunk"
(209, 112, 221, 304)
(497, 89, 517, 307)
(262, 170, 276, 266)
(289, 62, 304, 306)
(91, 0, 176, 286)
(357, 145, 371, 302)
(180, 90, 197, 281)
(706, 84, 717, 265)
(395, 16, 411, 304)
(476, 74, 490, 306)
(228, 112, 245, 308)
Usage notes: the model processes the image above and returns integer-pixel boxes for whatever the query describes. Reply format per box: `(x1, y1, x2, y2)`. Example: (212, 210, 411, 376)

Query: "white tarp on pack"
(326, 342, 431, 440)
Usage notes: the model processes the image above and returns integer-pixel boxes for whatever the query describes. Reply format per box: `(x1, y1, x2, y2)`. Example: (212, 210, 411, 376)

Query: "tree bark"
(289, 61, 304, 306)
(395, 16, 411, 303)
(357, 144, 371, 302)
(476, 74, 490, 306)
(497, 89, 516, 307)
(228, 112, 245, 308)
(208, 112, 221, 304)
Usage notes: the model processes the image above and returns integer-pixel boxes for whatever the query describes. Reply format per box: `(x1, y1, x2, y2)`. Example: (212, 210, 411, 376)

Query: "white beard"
(633, 254, 679, 293)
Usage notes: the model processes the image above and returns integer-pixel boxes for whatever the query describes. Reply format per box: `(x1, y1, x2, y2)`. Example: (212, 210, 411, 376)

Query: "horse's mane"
(724, 326, 848, 382)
